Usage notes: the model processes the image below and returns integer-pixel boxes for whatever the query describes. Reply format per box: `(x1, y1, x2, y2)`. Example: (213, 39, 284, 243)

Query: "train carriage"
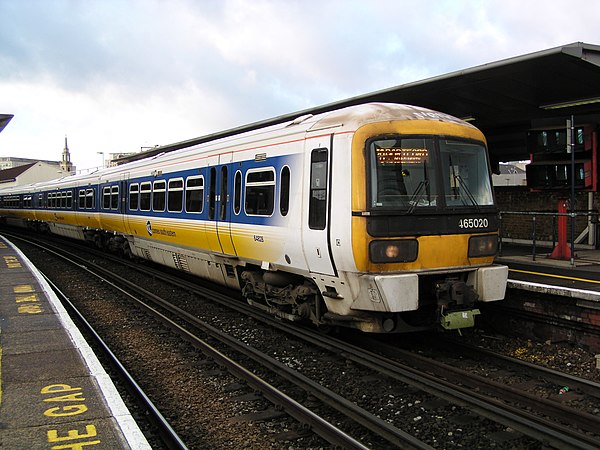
(0, 103, 508, 332)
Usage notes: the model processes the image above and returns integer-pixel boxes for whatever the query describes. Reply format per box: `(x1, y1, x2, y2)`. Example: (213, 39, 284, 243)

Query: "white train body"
(0, 103, 508, 332)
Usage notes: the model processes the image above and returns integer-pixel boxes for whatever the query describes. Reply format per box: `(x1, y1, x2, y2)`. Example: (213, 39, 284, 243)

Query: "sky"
(1, 0, 599, 171)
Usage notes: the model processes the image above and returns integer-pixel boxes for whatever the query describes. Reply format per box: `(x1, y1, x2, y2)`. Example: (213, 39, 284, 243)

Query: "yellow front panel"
(351, 120, 486, 212)
(351, 225, 495, 272)
(351, 119, 489, 273)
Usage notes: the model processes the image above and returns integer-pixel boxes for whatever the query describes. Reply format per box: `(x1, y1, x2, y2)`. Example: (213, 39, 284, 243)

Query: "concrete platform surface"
(0, 235, 151, 449)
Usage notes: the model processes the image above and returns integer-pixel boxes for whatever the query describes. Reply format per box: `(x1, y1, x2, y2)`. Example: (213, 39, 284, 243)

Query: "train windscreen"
(369, 137, 493, 210)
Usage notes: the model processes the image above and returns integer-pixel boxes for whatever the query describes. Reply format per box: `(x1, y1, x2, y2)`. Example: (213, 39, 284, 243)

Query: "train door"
(302, 145, 336, 276)
(120, 173, 131, 234)
(206, 155, 237, 256)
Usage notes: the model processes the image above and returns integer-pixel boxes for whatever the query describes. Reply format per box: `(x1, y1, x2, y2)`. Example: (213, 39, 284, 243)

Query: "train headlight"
(468, 235, 498, 257)
(369, 239, 418, 263)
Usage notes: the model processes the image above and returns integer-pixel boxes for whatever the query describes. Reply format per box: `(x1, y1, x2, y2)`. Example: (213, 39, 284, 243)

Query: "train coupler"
(440, 308, 480, 330)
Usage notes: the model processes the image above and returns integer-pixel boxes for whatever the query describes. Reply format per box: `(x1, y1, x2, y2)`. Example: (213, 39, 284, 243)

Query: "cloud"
(0, 0, 599, 170)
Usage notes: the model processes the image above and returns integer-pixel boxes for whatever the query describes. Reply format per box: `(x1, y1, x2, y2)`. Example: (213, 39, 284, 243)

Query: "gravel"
(13, 238, 600, 449)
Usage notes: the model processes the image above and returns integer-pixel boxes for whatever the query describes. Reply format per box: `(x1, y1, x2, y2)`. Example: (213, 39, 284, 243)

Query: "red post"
(549, 199, 572, 260)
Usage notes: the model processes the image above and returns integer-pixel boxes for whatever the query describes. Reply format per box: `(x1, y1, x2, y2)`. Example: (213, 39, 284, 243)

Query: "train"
(0, 103, 507, 333)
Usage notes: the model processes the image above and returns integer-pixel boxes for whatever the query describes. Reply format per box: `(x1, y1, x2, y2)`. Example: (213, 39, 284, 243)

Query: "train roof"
(0, 103, 477, 194)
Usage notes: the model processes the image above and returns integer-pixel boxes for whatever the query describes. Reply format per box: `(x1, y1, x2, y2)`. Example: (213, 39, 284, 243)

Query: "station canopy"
(0, 114, 13, 135)
(120, 42, 600, 168)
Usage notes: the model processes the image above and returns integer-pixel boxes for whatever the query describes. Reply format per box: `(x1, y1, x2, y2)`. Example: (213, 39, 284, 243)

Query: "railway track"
(5, 230, 600, 449)
(4, 232, 427, 448)
(40, 275, 188, 450)
(350, 334, 600, 441)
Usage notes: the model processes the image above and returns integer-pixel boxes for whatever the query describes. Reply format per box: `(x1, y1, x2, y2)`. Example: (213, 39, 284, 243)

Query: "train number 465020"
(458, 218, 489, 229)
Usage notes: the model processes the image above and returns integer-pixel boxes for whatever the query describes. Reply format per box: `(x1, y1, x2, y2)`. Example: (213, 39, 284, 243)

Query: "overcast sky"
(1, 0, 599, 171)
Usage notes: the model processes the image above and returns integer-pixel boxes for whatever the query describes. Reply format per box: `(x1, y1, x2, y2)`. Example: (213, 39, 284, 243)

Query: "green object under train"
(441, 309, 480, 330)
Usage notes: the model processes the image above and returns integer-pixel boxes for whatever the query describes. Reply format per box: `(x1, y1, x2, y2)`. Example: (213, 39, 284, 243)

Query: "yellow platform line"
(509, 268, 600, 285)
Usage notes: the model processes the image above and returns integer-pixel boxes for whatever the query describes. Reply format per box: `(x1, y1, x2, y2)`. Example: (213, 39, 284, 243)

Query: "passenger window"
(153, 180, 166, 212)
(129, 184, 139, 211)
(78, 190, 85, 209)
(168, 179, 184, 213)
(102, 186, 111, 209)
(309, 148, 328, 230)
(185, 176, 204, 213)
(208, 168, 216, 220)
(110, 186, 119, 210)
(66, 191, 73, 209)
(140, 182, 151, 211)
(245, 168, 275, 216)
(280, 166, 290, 216)
(234, 171, 242, 215)
(85, 189, 95, 209)
(220, 166, 228, 221)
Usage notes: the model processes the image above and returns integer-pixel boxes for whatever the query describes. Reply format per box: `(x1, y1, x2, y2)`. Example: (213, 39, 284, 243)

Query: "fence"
(498, 210, 599, 263)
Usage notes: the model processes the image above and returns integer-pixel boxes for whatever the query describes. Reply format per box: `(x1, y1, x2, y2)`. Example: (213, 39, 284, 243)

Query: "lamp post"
(567, 117, 575, 266)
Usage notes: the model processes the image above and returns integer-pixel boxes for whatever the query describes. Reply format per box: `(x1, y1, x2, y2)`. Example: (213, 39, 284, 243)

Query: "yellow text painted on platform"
(41, 383, 101, 449)
(13, 285, 44, 314)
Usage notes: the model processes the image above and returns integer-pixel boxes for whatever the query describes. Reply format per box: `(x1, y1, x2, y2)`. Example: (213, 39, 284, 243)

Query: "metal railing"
(498, 210, 599, 263)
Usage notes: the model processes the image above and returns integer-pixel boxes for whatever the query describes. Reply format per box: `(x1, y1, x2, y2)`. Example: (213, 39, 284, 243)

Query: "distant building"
(0, 157, 62, 171)
(492, 163, 527, 186)
(106, 152, 137, 167)
(60, 136, 74, 173)
(0, 136, 76, 180)
(0, 161, 72, 188)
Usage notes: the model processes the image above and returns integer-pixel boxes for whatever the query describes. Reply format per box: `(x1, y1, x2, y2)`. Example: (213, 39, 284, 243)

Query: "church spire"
(60, 135, 72, 172)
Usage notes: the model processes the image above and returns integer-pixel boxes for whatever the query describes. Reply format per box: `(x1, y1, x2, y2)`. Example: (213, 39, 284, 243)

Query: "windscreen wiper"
(453, 174, 480, 210)
(407, 179, 430, 214)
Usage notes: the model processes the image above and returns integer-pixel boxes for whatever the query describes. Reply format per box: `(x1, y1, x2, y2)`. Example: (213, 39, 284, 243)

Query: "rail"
(40, 274, 188, 450)
(499, 209, 599, 264)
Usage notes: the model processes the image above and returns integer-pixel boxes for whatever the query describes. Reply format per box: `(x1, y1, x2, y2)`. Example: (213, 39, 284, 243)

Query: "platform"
(496, 243, 600, 299)
(0, 236, 150, 449)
